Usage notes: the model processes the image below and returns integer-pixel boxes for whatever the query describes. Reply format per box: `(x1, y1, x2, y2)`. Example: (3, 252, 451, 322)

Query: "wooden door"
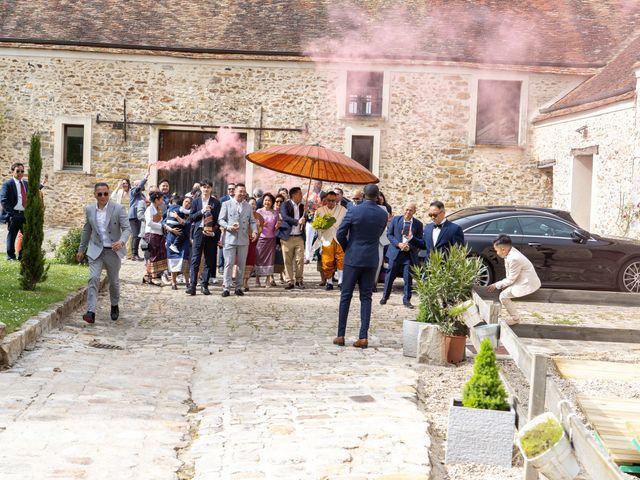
(157, 130, 246, 198)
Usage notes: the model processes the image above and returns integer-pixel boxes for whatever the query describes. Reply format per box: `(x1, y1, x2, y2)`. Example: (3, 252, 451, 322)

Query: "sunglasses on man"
(96, 192, 109, 197)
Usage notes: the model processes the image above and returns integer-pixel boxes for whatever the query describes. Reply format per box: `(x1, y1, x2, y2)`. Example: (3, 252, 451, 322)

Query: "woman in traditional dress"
(273, 194, 286, 285)
(255, 193, 281, 288)
(111, 178, 132, 257)
(164, 195, 192, 290)
(143, 191, 167, 286)
(242, 197, 264, 291)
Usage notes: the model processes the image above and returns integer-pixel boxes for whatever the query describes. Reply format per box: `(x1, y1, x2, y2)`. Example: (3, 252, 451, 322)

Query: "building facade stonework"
(533, 100, 640, 237)
(0, 47, 584, 226)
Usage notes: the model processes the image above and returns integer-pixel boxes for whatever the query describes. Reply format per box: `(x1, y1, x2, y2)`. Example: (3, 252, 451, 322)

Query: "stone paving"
(0, 256, 431, 480)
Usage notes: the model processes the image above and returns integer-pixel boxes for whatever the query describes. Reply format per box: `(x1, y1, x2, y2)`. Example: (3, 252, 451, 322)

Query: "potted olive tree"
(445, 338, 516, 467)
(406, 244, 480, 363)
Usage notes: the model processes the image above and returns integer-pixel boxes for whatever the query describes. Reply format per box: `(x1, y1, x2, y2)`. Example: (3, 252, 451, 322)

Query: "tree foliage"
(462, 339, 510, 411)
(20, 134, 49, 290)
(412, 243, 481, 335)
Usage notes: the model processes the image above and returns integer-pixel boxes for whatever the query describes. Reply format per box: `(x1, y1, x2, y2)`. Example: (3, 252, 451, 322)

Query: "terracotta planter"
(444, 335, 467, 364)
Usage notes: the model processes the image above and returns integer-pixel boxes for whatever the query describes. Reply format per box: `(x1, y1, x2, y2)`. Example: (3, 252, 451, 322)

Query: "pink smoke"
(152, 128, 246, 171)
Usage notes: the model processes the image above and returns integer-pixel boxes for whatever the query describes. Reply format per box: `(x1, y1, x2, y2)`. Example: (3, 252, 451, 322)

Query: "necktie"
(402, 221, 411, 236)
(434, 223, 442, 229)
(20, 181, 26, 207)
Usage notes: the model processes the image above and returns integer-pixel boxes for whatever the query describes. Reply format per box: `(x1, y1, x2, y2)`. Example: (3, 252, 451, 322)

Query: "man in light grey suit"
(76, 182, 130, 324)
(218, 183, 257, 297)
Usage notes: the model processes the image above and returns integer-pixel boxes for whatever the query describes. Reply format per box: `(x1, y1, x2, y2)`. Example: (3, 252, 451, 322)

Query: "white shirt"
(290, 200, 302, 235)
(96, 203, 112, 247)
(432, 219, 447, 246)
(144, 204, 163, 235)
(13, 178, 25, 211)
(401, 217, 413, 243)
(200, 195, 211, 228)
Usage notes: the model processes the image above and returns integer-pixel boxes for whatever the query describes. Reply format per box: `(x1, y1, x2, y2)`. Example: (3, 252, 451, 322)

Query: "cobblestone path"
(0, 261, 431, 480)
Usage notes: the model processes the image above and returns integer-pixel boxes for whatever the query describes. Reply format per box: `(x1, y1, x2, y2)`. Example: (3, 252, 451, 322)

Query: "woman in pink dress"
(255, 193, 280, 288)
(242, 197, 264, 291)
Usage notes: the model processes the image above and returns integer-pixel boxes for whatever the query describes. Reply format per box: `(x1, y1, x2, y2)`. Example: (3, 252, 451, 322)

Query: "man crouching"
(487, 234, 541, 325)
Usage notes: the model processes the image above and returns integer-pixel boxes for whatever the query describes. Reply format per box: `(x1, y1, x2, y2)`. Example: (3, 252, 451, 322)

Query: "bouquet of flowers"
(312, 214, 337, 230)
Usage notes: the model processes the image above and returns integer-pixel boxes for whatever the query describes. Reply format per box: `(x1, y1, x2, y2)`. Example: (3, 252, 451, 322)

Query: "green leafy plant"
(54, 228, 86, 264)
(311, 214, 337, 230)
(520, 418, 564, 458)
(20, 134, 49, 290)
(412, 244, 481, 335)
(462, 338, 510, 411)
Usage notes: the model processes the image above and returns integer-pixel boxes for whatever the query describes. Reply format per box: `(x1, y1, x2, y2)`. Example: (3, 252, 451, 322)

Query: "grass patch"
(550, 317, 580, 326)
(0, 255, 87, 334)
(520, 418, 564, 458)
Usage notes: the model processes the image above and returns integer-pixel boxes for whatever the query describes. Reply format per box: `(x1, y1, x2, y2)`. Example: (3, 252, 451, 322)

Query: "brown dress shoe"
(353, 338, 368, 349)
(333, 336, 345, 346)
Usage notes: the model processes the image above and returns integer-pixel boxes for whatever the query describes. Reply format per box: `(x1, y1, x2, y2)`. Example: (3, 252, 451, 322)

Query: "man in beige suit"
(77, 182, 130, 324)
(487, 234, 541, 325)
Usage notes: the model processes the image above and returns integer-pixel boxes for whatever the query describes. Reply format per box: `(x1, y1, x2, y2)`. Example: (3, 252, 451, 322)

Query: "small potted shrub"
(516, 412, 580, 480)
(445, 338, 516, 467)
(408, 244, 481, 363)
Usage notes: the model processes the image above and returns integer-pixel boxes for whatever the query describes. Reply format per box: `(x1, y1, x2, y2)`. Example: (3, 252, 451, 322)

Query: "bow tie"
(434, 223, 443, 229)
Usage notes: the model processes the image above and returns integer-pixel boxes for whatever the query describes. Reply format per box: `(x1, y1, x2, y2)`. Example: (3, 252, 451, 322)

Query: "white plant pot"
(475, 324, 500, 349)
(516, 412, 580, 480)
(402, 319, 429, 357)
(445, 398, 516, 467)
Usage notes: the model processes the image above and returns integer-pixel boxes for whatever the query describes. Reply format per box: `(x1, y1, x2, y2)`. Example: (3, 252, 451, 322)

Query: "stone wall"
(0, 49, 582, 226)
(532, 104, 640, 237)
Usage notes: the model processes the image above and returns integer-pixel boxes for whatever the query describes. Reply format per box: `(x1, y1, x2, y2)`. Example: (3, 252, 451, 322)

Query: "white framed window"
(470, 76, 528, 146)
(53, 116, 92, 173)
(344, 127, 380, 177)
(336, 70, 390, 119)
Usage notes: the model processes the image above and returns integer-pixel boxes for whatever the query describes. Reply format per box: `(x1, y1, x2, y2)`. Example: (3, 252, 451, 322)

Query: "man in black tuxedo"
(0, 162, 28, 261)
(186, 179, 221, 296)
(408, 200, 464, 260)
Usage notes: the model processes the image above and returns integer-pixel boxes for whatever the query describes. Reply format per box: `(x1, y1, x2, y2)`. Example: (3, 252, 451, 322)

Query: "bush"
(412, 244, 481, 335)
(54, 228, 86, 264)
(520, 418, 563, 458)
(462, 338, 510, 411)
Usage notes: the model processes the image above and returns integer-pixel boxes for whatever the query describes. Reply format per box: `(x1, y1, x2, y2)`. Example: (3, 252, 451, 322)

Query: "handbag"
(140, 237, 149, 251)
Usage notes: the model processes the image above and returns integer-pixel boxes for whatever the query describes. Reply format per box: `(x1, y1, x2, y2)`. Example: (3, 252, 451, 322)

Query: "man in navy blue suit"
(408, 200, 464, 260)
(380, 201, 424, 308)
(0, 162, 28, 261)
(186, 179, 221, 296)
(334, 184, 388, 349)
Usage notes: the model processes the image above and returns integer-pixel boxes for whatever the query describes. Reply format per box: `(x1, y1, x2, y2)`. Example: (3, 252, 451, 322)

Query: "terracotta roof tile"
(0, 1, 639, 67)
(535, 32, 640, 121)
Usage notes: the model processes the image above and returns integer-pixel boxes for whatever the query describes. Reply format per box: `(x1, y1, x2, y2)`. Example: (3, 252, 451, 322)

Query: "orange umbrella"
(245, 143, 379, 185)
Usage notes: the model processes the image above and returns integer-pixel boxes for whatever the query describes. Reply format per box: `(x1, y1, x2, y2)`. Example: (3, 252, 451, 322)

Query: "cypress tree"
(462, 339, 510, 411)
(20, 134, 48, 290)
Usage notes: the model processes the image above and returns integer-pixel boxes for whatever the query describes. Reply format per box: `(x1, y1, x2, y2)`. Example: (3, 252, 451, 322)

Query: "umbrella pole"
(303, 161, 315, 217)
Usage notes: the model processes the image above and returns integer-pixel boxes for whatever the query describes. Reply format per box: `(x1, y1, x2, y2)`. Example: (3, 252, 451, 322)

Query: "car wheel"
(476, 258, 493, 287)
(618, 258, 640, 293)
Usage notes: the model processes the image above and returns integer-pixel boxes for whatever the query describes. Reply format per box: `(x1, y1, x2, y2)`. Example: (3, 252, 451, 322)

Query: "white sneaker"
(169, 244, 180, 254)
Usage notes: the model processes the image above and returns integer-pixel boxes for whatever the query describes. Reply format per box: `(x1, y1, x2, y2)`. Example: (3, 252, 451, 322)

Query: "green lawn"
(0, 255, 88, 334)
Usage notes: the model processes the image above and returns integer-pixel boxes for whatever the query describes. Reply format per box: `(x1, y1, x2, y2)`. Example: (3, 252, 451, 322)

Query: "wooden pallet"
(577, 395, 640, 465)
(555, 358, 640, 381)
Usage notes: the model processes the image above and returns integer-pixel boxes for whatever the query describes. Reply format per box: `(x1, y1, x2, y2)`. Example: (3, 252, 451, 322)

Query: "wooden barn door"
(157, 130, 246, 198)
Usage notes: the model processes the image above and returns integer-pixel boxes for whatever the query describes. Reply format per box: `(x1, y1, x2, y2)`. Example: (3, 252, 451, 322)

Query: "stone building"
(533, 35, 640, 238)
(1, 1, 639, 229)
